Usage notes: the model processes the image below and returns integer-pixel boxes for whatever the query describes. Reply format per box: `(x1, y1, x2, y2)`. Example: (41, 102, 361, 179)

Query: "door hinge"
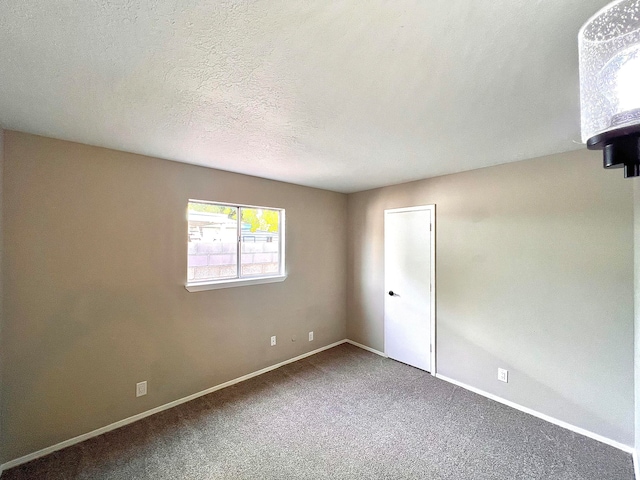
(430, 224, 432, 231)
(430, 344, 433, 353)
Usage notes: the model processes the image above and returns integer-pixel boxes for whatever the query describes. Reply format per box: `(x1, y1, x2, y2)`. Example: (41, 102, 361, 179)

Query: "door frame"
(383, 204, 437, 376)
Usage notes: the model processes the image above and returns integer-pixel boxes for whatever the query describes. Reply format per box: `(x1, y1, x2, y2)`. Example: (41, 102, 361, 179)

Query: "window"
(186, 200, 286, 291)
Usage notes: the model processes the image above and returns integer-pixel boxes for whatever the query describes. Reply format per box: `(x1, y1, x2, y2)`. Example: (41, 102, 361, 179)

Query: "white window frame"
(185, 200, 286, 292)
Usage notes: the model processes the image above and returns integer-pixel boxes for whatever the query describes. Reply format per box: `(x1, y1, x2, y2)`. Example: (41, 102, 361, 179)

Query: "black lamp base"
(587, 125, 640, 178)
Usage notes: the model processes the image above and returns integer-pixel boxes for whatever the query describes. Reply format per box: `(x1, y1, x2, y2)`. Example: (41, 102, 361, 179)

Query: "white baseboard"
(435, 373, 634, 455)
(1, 340, 348, 471)
(344, 339, 387, 357)
(3, 341, 634, 473)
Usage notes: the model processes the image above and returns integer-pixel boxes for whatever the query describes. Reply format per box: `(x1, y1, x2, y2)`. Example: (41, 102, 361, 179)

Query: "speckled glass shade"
(579, 0, 640, 143)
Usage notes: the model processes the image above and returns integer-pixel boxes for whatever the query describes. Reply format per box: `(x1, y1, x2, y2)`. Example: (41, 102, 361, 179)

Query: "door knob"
(388, 291, 396, 296)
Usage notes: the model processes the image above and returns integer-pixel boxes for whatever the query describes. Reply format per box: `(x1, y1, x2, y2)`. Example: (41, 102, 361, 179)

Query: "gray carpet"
(2, 344, 634, 479)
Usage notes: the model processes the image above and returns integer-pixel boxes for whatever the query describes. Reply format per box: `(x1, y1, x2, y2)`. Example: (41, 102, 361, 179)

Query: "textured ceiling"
(0, 1, 610, 193)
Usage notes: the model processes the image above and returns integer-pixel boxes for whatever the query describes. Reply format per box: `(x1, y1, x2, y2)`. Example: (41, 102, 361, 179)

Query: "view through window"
(187, 201, 283, 285)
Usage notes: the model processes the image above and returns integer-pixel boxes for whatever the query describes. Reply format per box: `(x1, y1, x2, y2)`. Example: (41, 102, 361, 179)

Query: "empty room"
(0, 1, 639, 479)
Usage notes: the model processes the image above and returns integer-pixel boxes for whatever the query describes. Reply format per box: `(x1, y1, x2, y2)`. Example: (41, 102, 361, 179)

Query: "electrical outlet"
(136, 381, 147, 397)
(271, 335, 277, 346)
(498, 368, 509, 383)
(308, 331, 314, 341)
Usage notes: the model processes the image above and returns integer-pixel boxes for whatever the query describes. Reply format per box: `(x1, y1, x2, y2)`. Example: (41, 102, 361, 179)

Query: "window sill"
(185, 275, 287, 292)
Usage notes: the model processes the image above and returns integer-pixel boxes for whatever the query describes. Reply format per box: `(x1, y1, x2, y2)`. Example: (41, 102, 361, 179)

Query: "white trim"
(430, 205, 436, 375)
(345, 339, 387, 357)
(435, 373, 634, 454)
(633, 450, 639, 480)
(384, 205, 434, 214)
(1, 340, 347, 471)
(186, 274, 286, 292)
(4, 340, 632, 472)
(188, 199, 284, 212)
(383, 204, 437, 376)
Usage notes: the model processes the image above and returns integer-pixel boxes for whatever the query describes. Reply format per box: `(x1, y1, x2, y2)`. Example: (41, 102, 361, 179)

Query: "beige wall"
(347, 149, 634, 446)
(0, 129, 4, 468)
(1, 130, 636, 462)
(0, 131, 348, 462)
(635, 182, 640, 455)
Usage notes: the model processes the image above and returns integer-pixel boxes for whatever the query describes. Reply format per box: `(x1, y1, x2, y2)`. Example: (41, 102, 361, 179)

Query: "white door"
(384, 206, 434, 372)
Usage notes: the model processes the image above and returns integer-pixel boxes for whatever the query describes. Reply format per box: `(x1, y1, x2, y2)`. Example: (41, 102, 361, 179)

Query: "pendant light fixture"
(579, 0, 640, 177)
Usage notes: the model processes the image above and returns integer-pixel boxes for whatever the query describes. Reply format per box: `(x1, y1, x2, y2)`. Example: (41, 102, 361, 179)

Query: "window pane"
(240, 207, 280, 277)
(187, 202, 238, 282)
